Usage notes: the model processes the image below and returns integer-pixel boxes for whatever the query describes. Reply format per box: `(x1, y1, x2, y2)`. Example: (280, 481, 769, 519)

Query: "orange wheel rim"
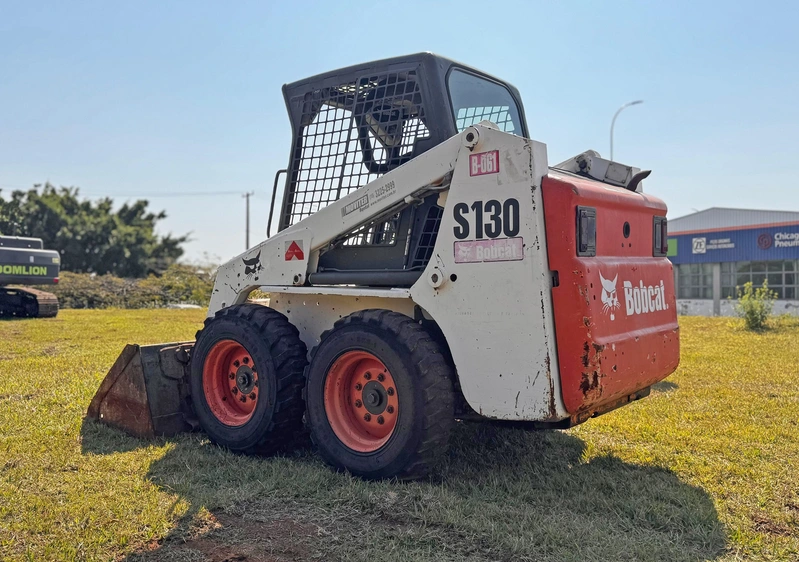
(323, 350, 399, 453)
(203, 339, 259, 426)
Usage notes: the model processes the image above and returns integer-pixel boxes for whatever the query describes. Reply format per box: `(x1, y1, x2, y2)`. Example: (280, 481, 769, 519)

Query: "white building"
(668, 208, 799, 316)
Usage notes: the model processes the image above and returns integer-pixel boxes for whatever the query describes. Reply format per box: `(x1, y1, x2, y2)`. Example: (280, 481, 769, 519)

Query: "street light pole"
(610, 100, 643, 161)
(243, 191, 254, 250)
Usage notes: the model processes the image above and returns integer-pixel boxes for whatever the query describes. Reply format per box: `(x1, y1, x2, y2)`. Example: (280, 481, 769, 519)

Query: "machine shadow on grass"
(81, 419, 727, 562)
(652, 380, 680, 392)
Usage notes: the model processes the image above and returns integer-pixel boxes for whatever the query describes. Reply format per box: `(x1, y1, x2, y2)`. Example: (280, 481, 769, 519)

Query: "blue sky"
(1, 0, 797, 263)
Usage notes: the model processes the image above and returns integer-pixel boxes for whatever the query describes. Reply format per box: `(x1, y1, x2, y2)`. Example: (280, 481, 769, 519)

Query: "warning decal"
(285, 241, 304, 261)
(454, 237, 523, 264)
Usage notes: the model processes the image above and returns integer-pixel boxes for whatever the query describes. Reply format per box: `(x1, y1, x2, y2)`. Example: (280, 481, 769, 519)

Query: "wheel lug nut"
(364, 372, 372, 380)
(229, 373, 235, 379)
(377, 373, 385, 382)
(355, 383, 362, 391)
(355, 399, 362, 408)
(377, 416, 384, 425)
(387, 387, 395, 396)
(234, 360, 240, 367)
(249, 393, 256, 400)
(240, 396, 246, 403)
(243, 357, 249, 364)
(364, 413, 371, 422)
(232, 387, 238, 394)
(387, 405, 394, 414)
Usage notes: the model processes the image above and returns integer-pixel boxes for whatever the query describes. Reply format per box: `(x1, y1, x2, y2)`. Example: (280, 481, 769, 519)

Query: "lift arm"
(208, 126, 482, 315)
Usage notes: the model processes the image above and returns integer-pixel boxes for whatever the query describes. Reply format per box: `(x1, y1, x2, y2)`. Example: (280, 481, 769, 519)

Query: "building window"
(722, 260, 798, 299)
(677, 263, 713, 299)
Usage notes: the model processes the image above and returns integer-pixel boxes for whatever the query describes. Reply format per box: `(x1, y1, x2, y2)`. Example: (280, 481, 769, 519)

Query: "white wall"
(677, 299, 799, 317)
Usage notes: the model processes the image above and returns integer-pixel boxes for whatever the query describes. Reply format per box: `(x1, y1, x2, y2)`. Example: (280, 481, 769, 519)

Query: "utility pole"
(243, 191, 254, 249)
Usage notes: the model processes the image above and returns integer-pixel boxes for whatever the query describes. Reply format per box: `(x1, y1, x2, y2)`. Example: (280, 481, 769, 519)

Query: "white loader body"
(210, 124, 566, 421)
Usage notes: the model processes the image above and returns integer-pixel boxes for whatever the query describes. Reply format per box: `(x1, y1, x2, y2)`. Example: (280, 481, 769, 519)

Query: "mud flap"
(87, 342, 197, 438)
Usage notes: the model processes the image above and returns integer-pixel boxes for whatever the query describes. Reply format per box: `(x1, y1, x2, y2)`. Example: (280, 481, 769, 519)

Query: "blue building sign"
(669, 223, 799, 264)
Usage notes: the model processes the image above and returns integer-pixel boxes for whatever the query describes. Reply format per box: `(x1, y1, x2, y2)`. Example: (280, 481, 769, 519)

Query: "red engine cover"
(543, 171, 680, 415)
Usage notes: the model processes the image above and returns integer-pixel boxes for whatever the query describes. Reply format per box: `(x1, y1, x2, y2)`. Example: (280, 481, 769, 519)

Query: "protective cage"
(275, 53, 529, 278)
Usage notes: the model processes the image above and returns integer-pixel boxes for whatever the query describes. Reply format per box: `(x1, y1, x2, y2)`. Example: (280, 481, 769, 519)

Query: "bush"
(36, 264, 215, 309)
(735, 280, 778, 331)
(137, 264, 214, 306)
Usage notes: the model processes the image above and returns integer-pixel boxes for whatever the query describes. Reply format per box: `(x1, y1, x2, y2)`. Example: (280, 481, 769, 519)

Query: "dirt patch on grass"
(125, 487, 496, 562)
(38, 344, 60, 356)
(179, 515, 316, 562)
(0, 392, 37, 402)
(132, 511, 320, 561)
(752, 513, 793, 537)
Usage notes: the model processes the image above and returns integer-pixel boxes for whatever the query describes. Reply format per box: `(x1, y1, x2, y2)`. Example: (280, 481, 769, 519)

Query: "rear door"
(543, 171, 679, 415)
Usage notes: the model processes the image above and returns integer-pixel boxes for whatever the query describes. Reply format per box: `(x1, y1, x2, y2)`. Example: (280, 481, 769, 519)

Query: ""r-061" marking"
(469, 150, 500, 176)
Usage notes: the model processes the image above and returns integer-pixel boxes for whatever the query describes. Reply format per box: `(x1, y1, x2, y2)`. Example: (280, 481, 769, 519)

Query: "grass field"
(1, 310, 798, 561)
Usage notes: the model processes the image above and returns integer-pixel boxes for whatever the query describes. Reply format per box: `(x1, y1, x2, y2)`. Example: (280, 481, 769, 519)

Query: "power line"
(2, 184, 264, 199)
(80, 190, 245, 198)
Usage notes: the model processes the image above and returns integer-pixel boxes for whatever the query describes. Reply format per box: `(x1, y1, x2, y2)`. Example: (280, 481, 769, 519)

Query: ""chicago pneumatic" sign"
(759, 232, 799, 249)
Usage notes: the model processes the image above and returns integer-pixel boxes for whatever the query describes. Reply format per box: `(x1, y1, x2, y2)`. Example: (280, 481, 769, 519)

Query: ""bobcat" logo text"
(599, 270, 668, 321)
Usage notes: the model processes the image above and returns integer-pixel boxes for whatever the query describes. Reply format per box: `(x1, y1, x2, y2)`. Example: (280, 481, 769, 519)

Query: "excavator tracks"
(0, 286, 59, 318)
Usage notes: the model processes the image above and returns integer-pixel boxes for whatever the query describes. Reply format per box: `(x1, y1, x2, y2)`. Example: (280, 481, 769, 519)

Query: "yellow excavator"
(0, 236, 60, 318)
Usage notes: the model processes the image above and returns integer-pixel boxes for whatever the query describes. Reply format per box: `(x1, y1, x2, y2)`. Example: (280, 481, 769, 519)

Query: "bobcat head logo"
(242, 251, 263, 278)
(599, 271, 620, 320)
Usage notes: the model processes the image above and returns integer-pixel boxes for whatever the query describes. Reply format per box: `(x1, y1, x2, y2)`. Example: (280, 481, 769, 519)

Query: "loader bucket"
(87, 342, 196, 438)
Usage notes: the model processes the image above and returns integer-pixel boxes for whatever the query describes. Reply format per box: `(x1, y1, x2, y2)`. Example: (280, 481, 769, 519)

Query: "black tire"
(190, 304, 307, 454)
(304, 309, 455, 480)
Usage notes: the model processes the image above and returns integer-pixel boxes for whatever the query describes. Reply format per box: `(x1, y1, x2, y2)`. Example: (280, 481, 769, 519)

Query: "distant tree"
(0, 183, 188, 277)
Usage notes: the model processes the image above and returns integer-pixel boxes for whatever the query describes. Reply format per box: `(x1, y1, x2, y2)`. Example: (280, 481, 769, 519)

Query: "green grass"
(1, 310, 798, 561)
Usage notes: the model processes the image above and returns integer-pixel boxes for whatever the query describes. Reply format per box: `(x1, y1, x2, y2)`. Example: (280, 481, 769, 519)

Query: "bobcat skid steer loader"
(88, 53, 679, 479)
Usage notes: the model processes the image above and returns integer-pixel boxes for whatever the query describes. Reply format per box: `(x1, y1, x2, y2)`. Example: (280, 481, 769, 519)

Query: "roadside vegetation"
(735, 280, 779, 331)
(36, 265, 215, 309)
(1, 311, 797, 561)
(3, 183, 218, 309)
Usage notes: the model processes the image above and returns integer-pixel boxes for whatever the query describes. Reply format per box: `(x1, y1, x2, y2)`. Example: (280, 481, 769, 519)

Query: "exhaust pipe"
(87, 342, 197, 438)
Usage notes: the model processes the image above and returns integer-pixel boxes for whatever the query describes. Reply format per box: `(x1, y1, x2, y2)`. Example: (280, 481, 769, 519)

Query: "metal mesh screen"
(283, 71, 430, 231)
(411, 205, 443, 268)
(341, 212, 401, 247)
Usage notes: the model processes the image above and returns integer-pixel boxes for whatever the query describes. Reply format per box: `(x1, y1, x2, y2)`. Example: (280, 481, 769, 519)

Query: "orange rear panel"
(543, 171, 680, 415)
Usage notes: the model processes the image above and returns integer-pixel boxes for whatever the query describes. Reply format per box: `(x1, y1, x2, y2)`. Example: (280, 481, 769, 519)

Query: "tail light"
(653, 216, 668, 256)
(576, 206, 597, 257)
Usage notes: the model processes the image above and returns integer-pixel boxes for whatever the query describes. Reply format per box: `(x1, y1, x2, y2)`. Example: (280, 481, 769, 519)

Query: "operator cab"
(273, 53, 528, 283)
